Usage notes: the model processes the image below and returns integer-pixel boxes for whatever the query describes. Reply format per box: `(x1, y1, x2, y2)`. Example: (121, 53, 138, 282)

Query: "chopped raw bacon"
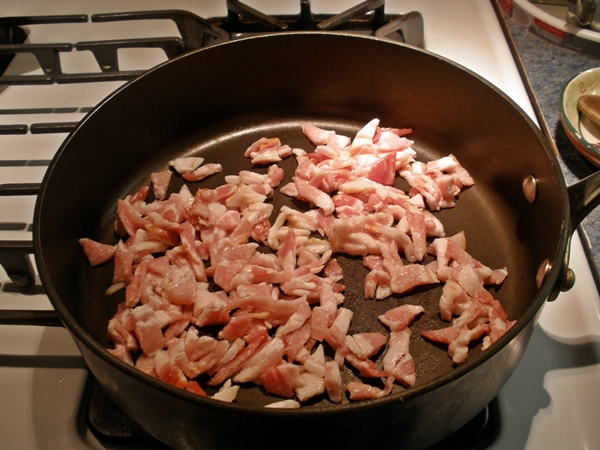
(243, 137, 293, 165)
(82, 119, 511, 407)
(232, 337, 286, 383)
(185, 380, 207, 397)
(346, 376, 395, 400)
(324, 360, 344, 403)
(107, 343, 133, 365)
(170, 157, 205, 174)
(79, 238, 116, 266)
(212, 379, 240, 402)
(378, 304, 424, 332)
(323, 307, 353, 350)
(150, 170, 172, 201)
(389, 264, 439, 294)
(264, 399, 301, 409)
(154, 350, 188, 389)
(344, 332, 387, 360)
(382, 328, 416, 387)
(182, 163, 223, 182)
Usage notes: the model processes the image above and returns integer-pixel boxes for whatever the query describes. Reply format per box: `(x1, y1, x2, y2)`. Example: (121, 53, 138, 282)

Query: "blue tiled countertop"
(500, 8, 600, 286)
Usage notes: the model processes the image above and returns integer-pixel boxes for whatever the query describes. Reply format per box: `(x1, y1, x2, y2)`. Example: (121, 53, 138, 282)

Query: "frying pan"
(11, 32, 600, 449)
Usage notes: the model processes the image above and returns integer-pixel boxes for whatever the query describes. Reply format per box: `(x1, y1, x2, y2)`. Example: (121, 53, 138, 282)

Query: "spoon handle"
(578, 94, 600, 126)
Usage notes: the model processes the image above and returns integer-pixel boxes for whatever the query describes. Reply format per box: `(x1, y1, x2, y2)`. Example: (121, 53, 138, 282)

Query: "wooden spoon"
(578, 94, 600, 126)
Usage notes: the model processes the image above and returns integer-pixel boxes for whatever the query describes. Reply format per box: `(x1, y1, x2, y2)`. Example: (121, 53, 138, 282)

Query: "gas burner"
(0, 11, 227, 85)
(216, 0, 423, 46)
(0, 1, 423, 86)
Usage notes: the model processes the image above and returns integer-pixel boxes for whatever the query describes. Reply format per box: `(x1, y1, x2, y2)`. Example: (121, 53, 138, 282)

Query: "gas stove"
(1, 1, 600, 449)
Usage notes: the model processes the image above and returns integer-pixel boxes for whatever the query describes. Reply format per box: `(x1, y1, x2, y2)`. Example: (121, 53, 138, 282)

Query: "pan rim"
(33, 31, 568, 415)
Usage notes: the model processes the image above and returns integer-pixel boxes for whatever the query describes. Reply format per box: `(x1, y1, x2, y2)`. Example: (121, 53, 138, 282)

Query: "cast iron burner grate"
(0, 0, 423, 87)
(83, 377, 500, 450)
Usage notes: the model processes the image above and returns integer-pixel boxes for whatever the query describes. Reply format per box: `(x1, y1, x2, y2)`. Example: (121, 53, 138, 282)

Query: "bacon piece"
(329, 216, 382, 256)
(107, 304, 138, 351)
(208, 338, 246, 376)
(185, 380, 208, 397)
(451, 263, 483, 296)
(421, 326, 461, 344)
(295, 178, 335, 215)
(170, 157, 205, 174)
(323, 307, 353, 350)
(383, 328, 416, 387)
(277, 228, 297, 273)
(226, 295, 306, 319)
(346, 376, 394, 400)
(267, 164, 284, 187)
(218, 311, 254, 342)
(212, 379, 240, 402)
(425, 154, 474, 188)
(276, 301, 311, 336)
(324, 258, 343, 281)
(125, 258, 150, 307)
(484, 314, 516, 350)
(182, 163, 223, 182)
(345, 353, 389, 378)
(448, 324, 490, 364)
(260, 365, 297, 398)
(438, 280, 468, 322)
(303, 343, 326, 377)
(378, 304, 424, 332)
(344, 333, 387, 360)
(389, 264, 439, 294)
(367, 152, 396, 186)
(244, 137, 293, 165)
(486, 267, 508, 285)
(350, 118, 379, 153)
(324, 360, 344, 403)
(264, 399, 301, 409)
(308, 305, 334, 342)
(154, 350, 187, 389)
(161, 264, 196, 305)
(150, 170, 172, 201)
(117, 198, 149, 236)
(233, 337, 286, 383)
(208, 327, 268, 386)
(364, 268, 391, 300)
(108, 344, 133, 365)
(295, 372, 326, 402)
(261, 365, 309, 401)
(302, 123, 334, 146)
(405, 206, 427, 261)
(131, 305, 165, 357)
(135, 353, 157, 377)
(79, 238, 116, 266)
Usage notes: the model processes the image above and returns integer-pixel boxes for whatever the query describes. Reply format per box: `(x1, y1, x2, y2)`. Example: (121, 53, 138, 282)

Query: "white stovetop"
(0, 1, 599, 449)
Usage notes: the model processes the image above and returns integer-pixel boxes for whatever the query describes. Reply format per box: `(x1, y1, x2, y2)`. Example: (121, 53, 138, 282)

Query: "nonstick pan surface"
(32, 33, 565, 448)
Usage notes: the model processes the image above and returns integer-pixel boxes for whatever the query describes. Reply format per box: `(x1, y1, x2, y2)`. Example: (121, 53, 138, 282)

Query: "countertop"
(498, 4, 600, 288)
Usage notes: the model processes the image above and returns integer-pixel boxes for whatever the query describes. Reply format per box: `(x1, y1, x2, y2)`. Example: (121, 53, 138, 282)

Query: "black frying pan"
(24, 33, 600, 449)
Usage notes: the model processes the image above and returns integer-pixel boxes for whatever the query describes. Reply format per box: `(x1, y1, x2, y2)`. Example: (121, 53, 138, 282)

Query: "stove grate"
(0, 1, 423, 87)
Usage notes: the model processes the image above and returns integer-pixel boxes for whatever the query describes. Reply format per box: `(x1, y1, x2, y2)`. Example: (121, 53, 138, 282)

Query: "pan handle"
(567, 169, 600, 234)
(546, 170, 600, 301)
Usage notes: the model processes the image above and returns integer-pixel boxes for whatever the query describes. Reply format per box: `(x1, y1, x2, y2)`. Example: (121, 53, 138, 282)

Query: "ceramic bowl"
(559, 67, 600, 167)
